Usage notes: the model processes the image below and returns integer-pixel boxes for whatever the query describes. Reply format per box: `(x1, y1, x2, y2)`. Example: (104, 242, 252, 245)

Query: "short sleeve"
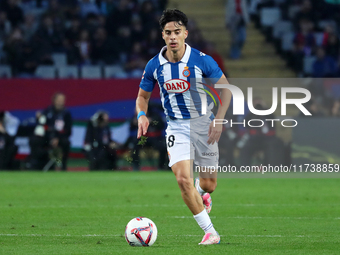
(139, 60, 156, 92)
(202, 55, 223, 80)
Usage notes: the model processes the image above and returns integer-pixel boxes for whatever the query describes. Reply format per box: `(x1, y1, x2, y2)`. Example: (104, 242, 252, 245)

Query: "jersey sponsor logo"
(163, 79, 190, 93)
(182, 66, 190, 77)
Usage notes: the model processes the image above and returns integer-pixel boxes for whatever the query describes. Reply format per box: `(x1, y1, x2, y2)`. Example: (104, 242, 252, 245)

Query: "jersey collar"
(159, 43, 191, 65)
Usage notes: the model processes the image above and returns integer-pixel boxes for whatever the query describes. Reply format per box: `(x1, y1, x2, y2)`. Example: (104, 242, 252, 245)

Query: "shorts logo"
(182, 66, 190, 77)
(163, 79, 190, 93)
(202, 152, 218, 156)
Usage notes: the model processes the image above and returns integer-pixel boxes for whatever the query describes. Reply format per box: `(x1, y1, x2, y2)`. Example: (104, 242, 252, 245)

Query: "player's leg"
(193, 171, 220, 244)
(196, 173, 220, 245)
(171, 159, 204, 215)
(195, 170, 217, 214)
(167, 119, 219, 244)
(191, 109, 220, 212)
(198, 176, 217, 193)
(166, 120, 201, 213)
(172, 160, 219, 245)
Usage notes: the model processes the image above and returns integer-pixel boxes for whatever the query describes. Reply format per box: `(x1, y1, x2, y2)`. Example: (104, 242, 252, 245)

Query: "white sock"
(196, 180, 206, 196)
(193, 209, 217, 235)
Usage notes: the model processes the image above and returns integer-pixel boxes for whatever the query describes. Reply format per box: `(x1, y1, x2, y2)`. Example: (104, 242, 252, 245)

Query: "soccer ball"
(125, 217, 157, 246)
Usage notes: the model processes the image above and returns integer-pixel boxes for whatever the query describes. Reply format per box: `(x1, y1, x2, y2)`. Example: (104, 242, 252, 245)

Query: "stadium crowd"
(252, 0, 340, 117)
(0, 0, 227, 78)
(0, 0, 168, 77)
(252, 0, 340, 77)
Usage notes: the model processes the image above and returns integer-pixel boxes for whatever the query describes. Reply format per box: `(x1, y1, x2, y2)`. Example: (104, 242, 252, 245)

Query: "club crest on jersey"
(182, 66, 190, 77)
(163, 79, 190, 93)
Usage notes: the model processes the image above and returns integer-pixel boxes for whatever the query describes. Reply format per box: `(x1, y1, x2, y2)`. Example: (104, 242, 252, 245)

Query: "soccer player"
(135, 9, 231, 245)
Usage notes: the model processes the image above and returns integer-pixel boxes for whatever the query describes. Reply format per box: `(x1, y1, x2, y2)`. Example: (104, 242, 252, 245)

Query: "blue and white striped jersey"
(139, 44, 223, 119)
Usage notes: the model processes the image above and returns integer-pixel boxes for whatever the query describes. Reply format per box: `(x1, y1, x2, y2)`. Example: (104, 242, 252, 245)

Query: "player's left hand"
(137, 115, 149, 139)
(207, 121, 222, 145)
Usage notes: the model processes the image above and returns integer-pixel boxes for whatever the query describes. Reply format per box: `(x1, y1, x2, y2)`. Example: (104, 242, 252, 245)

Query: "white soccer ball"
(125, 217, 158, 246)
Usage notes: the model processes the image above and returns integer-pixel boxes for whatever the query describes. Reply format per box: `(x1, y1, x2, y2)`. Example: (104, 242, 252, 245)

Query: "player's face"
(162, 21, 188, 53)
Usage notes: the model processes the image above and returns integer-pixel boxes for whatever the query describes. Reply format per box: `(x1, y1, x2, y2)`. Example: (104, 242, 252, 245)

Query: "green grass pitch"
(0, 171, 339, 254)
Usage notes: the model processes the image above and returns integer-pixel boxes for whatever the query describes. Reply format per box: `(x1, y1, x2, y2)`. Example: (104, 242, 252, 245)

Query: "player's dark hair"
(159, 9, 188, 30)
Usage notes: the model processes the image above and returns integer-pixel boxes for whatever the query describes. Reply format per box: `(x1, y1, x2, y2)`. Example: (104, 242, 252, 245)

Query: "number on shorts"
(168, 135, 175, 148)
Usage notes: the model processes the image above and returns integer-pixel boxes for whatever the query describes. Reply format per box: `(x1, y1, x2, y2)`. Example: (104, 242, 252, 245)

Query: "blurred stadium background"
(0, 0, 340, 171)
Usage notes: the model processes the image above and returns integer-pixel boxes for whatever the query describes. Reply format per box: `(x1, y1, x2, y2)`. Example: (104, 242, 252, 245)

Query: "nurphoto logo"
(200, 84, 311, 128)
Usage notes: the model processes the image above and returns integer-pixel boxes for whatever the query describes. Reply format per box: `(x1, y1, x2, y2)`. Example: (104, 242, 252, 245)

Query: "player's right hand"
(137, 115, 149, 139)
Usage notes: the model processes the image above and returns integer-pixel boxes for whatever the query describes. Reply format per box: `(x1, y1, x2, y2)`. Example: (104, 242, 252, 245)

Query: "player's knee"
(176, 176, 192, 192)
(201, 179, 217, 193)
(205, 181, 217, 193)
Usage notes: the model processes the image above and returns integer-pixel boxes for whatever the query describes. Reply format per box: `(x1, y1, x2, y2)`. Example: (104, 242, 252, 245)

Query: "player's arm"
(136, 88, 152, 139)
(208, 74, 232, 145)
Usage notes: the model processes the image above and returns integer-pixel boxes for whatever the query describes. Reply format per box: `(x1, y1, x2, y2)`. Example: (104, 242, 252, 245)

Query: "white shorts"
(166, 113, 219, 168)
